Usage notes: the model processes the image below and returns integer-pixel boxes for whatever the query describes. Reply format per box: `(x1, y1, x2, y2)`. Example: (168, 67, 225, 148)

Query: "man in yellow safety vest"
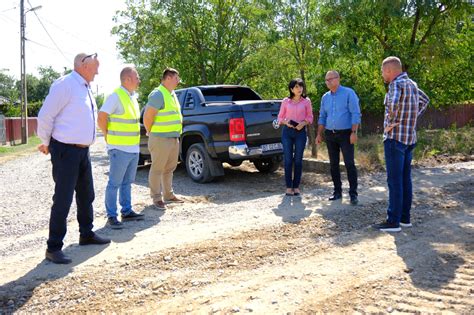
(143, 68, 184, 210)
(98, 66, 145, 229)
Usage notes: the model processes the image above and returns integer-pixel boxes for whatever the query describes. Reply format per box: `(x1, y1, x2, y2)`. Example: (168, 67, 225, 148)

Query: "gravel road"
(0, 136, 473, 313)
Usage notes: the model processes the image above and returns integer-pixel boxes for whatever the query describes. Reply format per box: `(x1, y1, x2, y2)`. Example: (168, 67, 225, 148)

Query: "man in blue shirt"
(316, 71, 361, 205)
(37, 52, 110, 264)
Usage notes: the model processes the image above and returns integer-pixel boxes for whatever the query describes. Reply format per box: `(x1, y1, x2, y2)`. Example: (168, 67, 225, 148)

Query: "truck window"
(200, 87, 262, 102)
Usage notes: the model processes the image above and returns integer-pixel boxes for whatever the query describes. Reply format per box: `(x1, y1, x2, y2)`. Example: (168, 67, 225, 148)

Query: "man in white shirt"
(37, 52, 110, 264)
(97, 66, 145, 229)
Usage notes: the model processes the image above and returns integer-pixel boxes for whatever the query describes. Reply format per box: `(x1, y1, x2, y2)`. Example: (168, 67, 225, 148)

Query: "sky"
(0, 0, 128, 96)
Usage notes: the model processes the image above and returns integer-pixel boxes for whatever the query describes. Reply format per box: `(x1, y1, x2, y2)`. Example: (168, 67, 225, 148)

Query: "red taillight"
(229, 118, 246, 142)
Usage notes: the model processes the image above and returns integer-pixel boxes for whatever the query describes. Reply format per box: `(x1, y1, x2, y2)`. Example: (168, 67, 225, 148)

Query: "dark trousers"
(325, 129, 358, 197)
(47, 139, 95, 252)
(281, 126, 307, 189)
(384, 139, 416, 224)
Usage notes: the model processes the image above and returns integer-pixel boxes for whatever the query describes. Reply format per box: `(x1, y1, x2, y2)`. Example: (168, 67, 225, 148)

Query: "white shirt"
(100, 86, 140, 153)
(37, 71, 97, 146)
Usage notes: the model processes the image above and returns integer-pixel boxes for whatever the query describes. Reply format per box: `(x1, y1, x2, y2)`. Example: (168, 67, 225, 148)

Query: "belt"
(325, 129, 351, 134)
(51, 138, 90, 148)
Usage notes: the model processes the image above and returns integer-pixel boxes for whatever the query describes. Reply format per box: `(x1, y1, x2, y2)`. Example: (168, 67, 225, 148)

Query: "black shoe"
(45, 250, 72, 264)
(329, 193, 342, 201)
(121, 210, 145, 221)
(372, 221, 401, 232)
(350, 196, 358, 205)
(107, 216, 123, 229)
(79, 234, 111, 246)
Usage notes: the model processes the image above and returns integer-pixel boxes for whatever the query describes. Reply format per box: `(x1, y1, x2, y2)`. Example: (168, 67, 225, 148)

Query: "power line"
(26, 0, 70, 64)
(26, 37, 75, 57)
(1, 6, 17, 13)
(0, 12, 16, 24)
(0, 0, 17, 12)
(39, 15, 118, 57)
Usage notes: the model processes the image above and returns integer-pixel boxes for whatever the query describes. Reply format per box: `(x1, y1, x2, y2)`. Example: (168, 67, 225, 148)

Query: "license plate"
(261, 143, 283, 152)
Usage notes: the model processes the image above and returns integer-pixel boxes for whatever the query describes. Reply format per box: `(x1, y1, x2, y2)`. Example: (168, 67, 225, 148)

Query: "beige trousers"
(148, 135, 179, 202)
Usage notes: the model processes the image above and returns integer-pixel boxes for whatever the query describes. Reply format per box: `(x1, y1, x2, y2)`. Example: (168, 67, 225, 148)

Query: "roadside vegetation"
(0, 136, 41, 157)
(314, 126, 473, 172)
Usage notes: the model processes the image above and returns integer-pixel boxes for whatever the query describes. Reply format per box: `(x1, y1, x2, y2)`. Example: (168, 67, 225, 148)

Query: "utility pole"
(20, 0, 27, 144)
(19, 0, 42, 144)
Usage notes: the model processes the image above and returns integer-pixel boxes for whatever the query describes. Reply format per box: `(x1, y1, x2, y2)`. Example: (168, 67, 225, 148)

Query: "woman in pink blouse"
(277, 78, 313, 196)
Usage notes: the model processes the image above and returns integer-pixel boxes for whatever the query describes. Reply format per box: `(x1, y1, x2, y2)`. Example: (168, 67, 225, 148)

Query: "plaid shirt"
(383, 72, 430, 145)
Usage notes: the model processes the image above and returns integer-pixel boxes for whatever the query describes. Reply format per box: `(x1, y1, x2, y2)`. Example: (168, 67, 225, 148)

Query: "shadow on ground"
(0, 206, 163, 312)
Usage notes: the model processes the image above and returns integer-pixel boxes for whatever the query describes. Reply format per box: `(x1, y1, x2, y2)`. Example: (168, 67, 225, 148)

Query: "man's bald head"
(326, 70, 340, 78)
(381, 56, 403, 83)
(120, 66, 140, 93)
(325, 70, 341, 92)
(382, 56, 403, 72)
(73, 52, 99, 83)
(120, 66, 136, 83)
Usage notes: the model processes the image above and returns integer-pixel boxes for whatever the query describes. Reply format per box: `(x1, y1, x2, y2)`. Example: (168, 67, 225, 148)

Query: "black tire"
(253, 158, 280, 173)
(185, 143, 214, 183)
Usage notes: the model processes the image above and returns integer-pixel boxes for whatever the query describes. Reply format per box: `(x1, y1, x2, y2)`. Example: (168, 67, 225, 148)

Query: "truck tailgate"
(237, 100, 282, 146)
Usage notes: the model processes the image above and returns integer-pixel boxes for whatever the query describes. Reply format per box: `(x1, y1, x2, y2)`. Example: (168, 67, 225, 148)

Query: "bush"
(415, 125, 473, 159)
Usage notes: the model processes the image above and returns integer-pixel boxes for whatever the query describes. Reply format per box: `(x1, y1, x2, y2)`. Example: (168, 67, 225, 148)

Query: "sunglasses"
(82, 53, 98, 63)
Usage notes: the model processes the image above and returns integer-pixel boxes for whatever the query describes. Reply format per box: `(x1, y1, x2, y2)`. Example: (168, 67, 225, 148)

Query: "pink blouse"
(277, 97, 313, 124)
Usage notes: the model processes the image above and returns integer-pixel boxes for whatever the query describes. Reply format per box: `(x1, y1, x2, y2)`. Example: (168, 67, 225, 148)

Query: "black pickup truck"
(139, 85, 283, 183)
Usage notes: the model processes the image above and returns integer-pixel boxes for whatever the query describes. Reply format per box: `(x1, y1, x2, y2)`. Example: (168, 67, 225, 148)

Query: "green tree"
(113, 0, 272, 102)
(0, 70, 20, 116)
(0, 70, 18, 99)
(36, 66, 61, 102)
(322, 0, 473, 109)
(270, 0, 324, 156)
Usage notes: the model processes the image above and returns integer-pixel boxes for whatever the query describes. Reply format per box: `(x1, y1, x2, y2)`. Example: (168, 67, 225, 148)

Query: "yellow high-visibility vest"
(150, 85, 182, 136)
(106, 87, 140, 146)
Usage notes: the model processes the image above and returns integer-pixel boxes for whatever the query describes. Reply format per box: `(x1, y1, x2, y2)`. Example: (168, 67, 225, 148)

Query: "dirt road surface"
(0, 137, 473, 313)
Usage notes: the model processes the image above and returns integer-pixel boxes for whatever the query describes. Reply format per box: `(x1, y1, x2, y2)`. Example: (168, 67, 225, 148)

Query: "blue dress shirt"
(318, 85, 361, 130)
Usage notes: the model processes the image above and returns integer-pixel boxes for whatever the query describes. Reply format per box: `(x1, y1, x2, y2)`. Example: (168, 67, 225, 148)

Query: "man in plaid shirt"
(373, 56, 430, 232)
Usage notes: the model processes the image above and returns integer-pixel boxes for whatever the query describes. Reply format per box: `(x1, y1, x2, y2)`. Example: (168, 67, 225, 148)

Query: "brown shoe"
(165, 197, 184, 204)
(154, 200, 167, 210)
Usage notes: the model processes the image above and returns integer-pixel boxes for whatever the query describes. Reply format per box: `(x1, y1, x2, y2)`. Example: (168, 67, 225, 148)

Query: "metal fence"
(1, 117, 38, 145)
(313, 104, 474, 135)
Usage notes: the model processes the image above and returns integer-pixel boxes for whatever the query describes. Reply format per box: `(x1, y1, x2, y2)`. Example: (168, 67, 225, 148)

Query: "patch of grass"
(415, 125, 473, 160)
(0, 136, 41, 156)
(355, 134, 385, 171)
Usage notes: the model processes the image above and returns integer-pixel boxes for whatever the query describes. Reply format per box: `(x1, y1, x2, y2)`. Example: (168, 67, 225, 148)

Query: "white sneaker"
(400, 222, 412, 227)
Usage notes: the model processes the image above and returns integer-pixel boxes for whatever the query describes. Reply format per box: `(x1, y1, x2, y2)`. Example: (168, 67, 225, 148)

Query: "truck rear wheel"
(186, 143, 214, 183)
(253, 158, 280, 173)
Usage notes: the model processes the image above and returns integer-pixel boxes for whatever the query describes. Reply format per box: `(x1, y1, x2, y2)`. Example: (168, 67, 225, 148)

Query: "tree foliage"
(111, 0, 472, 110)
(0, 66, 61, 117)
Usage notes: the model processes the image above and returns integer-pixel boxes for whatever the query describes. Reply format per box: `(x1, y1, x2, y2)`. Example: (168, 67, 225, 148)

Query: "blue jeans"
(105, 149, 139, 218)
(384, 139, 416, 225)
(281, 126, 307, 189)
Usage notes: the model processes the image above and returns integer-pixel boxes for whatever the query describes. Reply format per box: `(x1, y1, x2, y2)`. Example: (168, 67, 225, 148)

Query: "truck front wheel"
(185, 143, 214, 183)
(253, 158, 280, 173)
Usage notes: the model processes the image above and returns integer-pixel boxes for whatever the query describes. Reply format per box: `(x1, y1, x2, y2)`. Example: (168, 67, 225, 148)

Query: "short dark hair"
(162, 67, 179, 81)
(288, 78, 307, 99)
